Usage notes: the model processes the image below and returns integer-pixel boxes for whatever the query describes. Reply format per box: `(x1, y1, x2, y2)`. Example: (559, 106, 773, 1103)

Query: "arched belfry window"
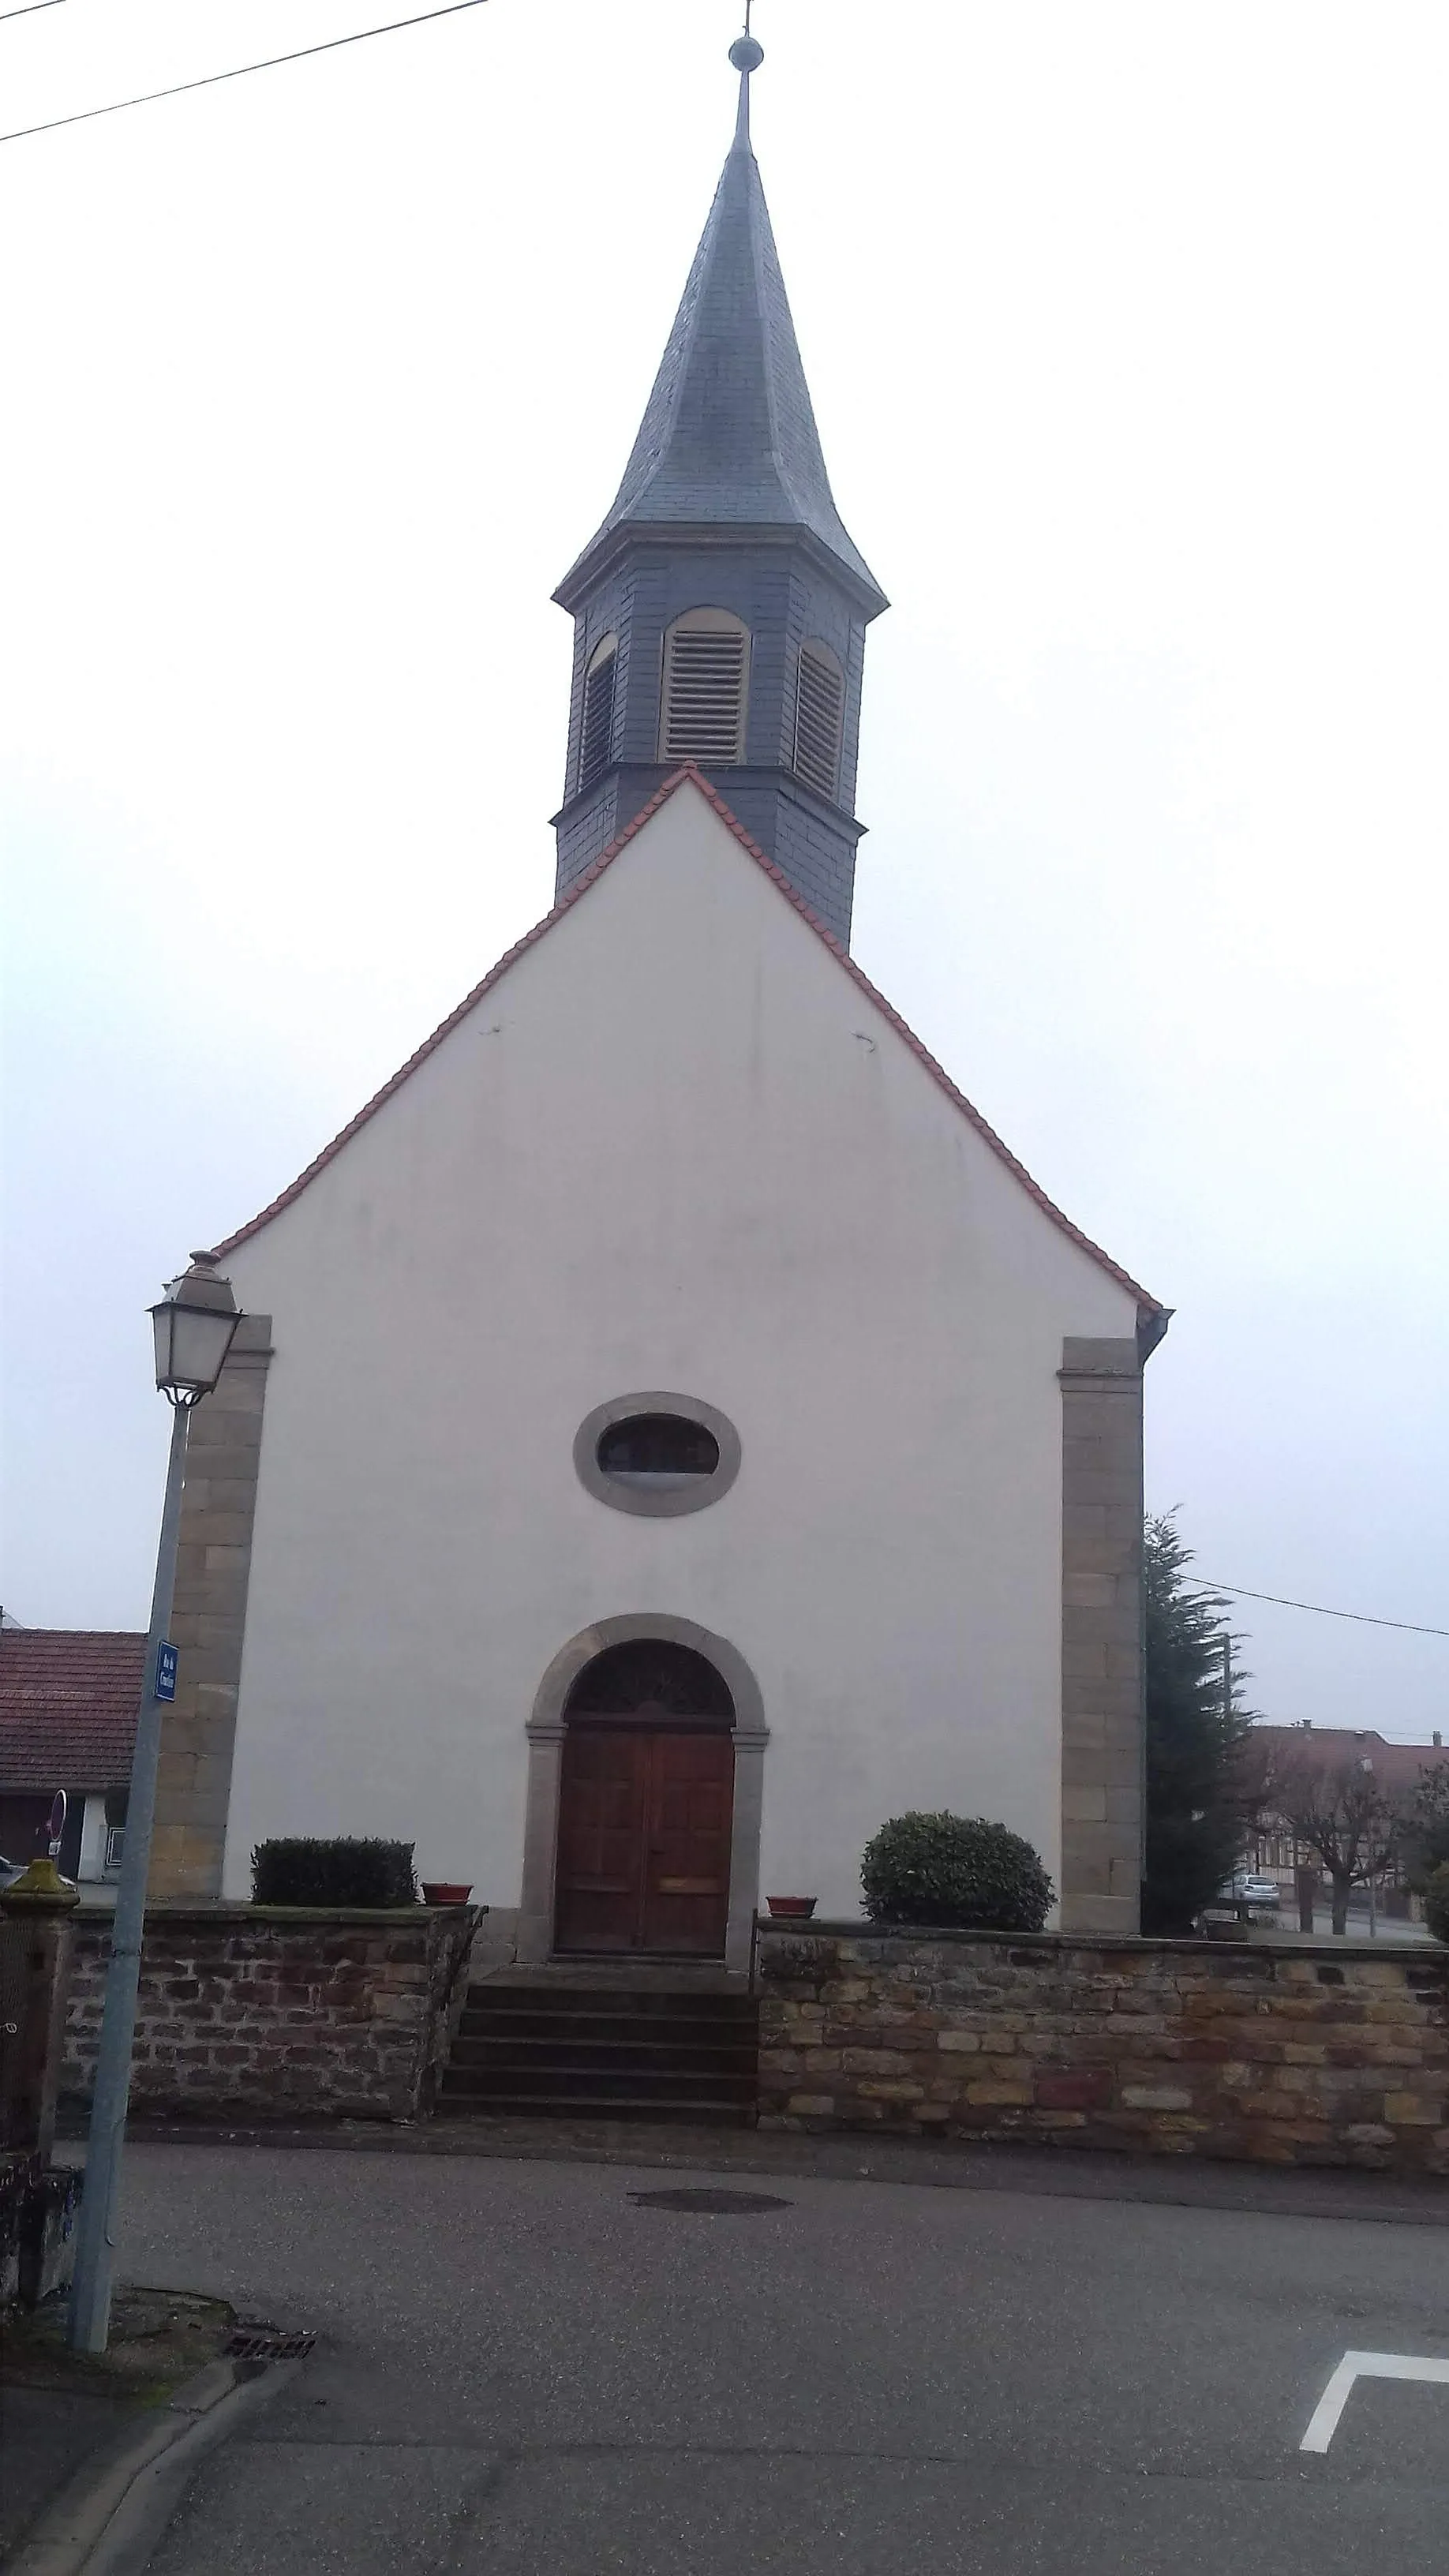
(578, 633, 618, 792)
(660, 608, 749, 765)
(792, 641, 845, 801)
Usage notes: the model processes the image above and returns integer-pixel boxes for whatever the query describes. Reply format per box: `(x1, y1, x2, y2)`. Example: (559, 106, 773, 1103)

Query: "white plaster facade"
(77, 1792, 109, 1883)
(213, 778, 1144, 1929)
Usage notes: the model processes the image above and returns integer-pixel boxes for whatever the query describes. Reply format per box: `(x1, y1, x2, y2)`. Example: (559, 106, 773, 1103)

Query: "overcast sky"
(2, 0, 1446, 1739)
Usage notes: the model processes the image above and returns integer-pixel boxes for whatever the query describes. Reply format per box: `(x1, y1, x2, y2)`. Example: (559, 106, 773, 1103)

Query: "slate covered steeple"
(552, 35, 886, 951)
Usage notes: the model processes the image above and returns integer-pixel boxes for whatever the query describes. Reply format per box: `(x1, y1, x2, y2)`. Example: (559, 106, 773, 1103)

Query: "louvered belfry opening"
(578, 635, 618, 792)
(661, 610, 748, 764)
(792, 642, 844, 801)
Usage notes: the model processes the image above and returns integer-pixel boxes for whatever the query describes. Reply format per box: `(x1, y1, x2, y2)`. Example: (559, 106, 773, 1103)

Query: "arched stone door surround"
(517, 1614, 767, 1975)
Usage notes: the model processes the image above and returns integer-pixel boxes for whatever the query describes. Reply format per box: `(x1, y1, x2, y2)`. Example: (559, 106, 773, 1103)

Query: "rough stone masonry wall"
(757, 1926, 1448, 2174)
(62, 1907, 478, 2123)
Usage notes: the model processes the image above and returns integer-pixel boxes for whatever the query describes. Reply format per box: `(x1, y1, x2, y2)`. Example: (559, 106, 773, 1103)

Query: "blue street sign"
(155, 1642, 178, 1702)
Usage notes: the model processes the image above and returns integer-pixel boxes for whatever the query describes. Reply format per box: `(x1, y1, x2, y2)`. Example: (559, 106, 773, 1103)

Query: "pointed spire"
(555, 32, 885, 616)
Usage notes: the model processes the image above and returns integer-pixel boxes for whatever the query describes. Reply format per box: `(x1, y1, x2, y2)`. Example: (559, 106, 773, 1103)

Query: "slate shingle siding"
(556, 145, 883, 605)
(555, 545, 867, 942)
(550, 120, 884, 949)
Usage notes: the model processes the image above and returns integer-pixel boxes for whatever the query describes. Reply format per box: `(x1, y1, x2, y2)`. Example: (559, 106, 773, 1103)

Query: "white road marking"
(1301, 2350, 1449, 2453)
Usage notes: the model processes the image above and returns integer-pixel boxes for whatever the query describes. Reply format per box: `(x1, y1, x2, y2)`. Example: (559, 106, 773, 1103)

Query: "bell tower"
(550, 34, 886, 952)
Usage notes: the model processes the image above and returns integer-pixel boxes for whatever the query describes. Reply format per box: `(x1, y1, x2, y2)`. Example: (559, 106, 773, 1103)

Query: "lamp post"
(1359, 1755, 1378, 1939)
(68, 1253, 242, 2353)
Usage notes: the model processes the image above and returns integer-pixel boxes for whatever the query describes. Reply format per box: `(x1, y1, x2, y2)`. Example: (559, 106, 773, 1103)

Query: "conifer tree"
(1142, 1514, 1255, 1934)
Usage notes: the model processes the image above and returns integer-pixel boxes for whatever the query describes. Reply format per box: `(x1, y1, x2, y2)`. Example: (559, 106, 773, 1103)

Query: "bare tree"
(1266, 1745, 1408, 1935)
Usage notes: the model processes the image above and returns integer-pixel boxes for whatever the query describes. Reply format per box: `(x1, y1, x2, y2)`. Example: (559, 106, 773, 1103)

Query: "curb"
(5, 2353, 302, 2576)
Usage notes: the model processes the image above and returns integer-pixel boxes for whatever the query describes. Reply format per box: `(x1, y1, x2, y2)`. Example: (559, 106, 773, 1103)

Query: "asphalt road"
(114, 2144, 1447, 2575)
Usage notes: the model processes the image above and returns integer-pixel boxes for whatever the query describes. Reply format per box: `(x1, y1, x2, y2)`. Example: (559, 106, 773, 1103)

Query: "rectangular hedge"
(251, 1838, 416, 1908)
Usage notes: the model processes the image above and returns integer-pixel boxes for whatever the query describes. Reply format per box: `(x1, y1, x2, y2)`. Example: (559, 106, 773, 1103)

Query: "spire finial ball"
(729, 35, 764, 74)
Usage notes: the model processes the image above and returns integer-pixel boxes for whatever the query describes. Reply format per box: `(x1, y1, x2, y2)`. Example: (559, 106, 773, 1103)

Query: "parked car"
(0, 1851, 24, 1889)
(1220, 1871, 1281, 1911)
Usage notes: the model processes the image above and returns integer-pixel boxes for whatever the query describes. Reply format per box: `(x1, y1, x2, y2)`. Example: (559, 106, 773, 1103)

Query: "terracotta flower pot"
(420, 1881, 473, 1906)
(766, 1896, 817, 1919)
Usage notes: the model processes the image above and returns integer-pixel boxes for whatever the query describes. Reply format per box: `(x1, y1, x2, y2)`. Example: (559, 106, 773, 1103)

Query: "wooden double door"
(554, 1722, 735, 1956)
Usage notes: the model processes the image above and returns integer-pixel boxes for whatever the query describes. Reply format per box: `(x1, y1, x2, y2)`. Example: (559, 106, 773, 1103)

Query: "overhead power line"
(1182, 1578, 1449, 1639)
(1, 2, 66, 20)
(1, 0, 490, 145)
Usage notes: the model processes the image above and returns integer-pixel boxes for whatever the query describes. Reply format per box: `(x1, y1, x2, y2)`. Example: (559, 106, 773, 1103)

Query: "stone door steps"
(438, 1983, 759, 2125)
(451, 2009, 747, 2047)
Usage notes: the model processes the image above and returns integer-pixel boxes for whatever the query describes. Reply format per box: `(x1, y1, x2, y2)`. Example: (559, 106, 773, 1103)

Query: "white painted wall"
(217, 782, 1140, 1915)
(77, 1792, 108, 1881)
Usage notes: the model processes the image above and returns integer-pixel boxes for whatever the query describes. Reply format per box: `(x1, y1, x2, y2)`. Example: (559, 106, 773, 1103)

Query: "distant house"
(1249, 1722, 1448, 1911)
(0, 1628, 142, 1884)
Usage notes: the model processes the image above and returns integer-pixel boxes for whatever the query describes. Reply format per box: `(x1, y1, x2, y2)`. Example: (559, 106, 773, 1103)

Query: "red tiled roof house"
(0, 1629, 144, 1884)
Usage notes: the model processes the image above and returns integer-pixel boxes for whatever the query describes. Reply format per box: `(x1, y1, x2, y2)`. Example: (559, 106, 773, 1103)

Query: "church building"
(149, 40, 1168, 1961)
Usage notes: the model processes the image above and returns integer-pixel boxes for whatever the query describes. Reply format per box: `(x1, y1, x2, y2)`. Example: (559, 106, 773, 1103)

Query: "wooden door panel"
(554, 1728, 647, 1951)
(643, 1731, 734, 1955)
(555, 1725, 734, 1956)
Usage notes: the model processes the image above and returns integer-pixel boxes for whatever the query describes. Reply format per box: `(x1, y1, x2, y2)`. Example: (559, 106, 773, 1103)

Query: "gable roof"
(0, 1628, 144, 1793)
(1253, 1724, 1448, 1801)
(211, 768, 1166, 1323)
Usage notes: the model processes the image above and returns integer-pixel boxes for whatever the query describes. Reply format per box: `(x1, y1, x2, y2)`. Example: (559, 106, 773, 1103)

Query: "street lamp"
(69, 1254, 242, 2352)
(150, 1257, 243, 1403)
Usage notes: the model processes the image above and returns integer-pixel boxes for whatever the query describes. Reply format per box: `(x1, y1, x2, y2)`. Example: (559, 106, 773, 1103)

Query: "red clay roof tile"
(1252, 1723, 1448, 1799)
(0, 1629, 144, 1792)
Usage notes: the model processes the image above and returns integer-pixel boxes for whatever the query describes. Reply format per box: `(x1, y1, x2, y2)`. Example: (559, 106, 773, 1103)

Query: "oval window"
(597, 1414, 721, 1487)
(575, 1394, 741, 1518)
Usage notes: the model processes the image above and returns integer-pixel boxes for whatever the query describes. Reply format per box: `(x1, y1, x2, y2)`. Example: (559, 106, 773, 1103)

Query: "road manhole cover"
(628, 2188, 792, 2215)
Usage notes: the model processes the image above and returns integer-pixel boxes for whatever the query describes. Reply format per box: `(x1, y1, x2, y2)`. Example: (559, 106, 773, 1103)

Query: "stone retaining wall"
(62, 1906, 479, 2124)
(756, 1923, 1448, 2173)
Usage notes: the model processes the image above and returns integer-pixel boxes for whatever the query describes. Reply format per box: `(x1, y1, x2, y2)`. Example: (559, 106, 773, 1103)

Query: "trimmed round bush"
(1424, 1860, 1449, 1945)
(861, 1811, 1054, 1933)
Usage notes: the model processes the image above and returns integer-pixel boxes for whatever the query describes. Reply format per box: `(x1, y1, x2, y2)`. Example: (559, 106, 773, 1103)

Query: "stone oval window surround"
(575, 1394, 741, 1518)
